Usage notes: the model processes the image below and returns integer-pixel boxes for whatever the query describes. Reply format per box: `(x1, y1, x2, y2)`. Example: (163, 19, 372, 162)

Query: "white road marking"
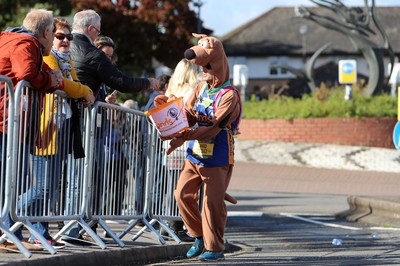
(280, 212, 362, 230)
(227, 211, 263, 217)
(370, 226, 400, 231)
(281, 213, 400, 231)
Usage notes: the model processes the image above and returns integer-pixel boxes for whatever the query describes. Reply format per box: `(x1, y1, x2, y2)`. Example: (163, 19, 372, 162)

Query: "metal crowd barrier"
(75, 101, 186, 245)
(0, 76, 34, 258)
(76, 101, 151, 247)
(136, 140, 187, 244)
(6, 81, 96, 254)
(0, 79, 188, 256)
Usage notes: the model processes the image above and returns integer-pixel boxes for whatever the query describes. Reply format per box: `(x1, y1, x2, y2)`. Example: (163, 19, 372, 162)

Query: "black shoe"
(57, 222, 64, 231)
(170, 221, 184, 233)
(159, 226, 169, 237)
(61, 235, 93, 246)
(134, 220, 146, 229)
(178, 232, 195, 242)
(103, 231, 112, 238)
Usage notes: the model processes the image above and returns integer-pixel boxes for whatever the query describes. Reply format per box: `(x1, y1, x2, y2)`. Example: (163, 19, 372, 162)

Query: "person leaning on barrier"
(0, 8, 63, 132)
(94, 35, 127, 222)
(18, 17, 96, 250)
(0, 8, 63, 252)
(145, 74, 170, 111)
(69, 9, 160, 98)
(94, 35, 118, 64)
(94, 35, 118, 105)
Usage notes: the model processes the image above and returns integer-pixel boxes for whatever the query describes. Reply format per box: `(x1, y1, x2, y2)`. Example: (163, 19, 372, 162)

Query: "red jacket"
(0, 31, 54, 133)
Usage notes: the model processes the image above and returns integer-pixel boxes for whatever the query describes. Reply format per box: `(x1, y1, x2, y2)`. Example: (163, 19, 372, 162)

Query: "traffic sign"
(393, 121, 400, 151)
(339, 59, 357, 84)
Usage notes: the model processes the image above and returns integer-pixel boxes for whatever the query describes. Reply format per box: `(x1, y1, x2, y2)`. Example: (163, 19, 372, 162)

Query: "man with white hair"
(69, 9, 159, 98)
(0, 8, 63, 110)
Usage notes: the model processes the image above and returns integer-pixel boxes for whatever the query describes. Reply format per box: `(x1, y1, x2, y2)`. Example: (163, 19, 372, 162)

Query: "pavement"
(1, 139, 400, 265)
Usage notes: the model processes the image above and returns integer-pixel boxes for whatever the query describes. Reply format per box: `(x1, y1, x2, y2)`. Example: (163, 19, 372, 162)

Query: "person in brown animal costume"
(154, 33, 242, 261)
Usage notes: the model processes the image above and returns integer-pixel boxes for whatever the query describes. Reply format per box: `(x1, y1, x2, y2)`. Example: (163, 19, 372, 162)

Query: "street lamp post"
(193, 0, 203, 34)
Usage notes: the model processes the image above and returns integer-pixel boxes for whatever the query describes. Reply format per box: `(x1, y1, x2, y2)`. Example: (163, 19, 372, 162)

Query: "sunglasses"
(55, 33, 73, 41)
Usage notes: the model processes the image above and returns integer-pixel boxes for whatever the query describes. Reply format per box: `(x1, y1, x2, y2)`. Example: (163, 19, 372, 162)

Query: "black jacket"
(70, 33, 150, 96)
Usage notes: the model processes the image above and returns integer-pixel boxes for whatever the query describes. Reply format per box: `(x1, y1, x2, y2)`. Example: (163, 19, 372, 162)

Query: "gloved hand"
(166, 137, 185, 155)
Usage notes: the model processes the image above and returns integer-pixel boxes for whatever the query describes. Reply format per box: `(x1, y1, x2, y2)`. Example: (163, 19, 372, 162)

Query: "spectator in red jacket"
(0, 8, 63, 252)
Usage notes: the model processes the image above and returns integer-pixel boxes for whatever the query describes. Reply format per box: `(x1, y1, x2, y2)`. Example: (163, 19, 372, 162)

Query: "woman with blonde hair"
(166, 58, 200, 103)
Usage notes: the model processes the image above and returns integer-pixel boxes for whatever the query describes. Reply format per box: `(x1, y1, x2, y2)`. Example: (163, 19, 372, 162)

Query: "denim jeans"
(15, 155, 62, 240)
(63, 137, 103, 238)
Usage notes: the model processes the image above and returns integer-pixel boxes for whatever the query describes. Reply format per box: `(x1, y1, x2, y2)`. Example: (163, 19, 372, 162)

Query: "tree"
(0, 0, 73, 29)
(70, 0, 207, 106)
(70, 0, 202, 74)
(1, 0, 208, 106)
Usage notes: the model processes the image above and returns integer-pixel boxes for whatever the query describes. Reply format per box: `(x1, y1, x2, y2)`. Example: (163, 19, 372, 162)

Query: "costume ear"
(192, 33, 207, 39)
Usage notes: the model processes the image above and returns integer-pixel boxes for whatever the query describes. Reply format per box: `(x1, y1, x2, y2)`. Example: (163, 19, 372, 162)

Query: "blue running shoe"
(199, 250, 225, 261)
(186, 237, 204, 258)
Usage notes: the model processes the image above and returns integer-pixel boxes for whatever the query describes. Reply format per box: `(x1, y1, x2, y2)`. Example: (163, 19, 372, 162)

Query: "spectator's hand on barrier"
(49, 70, 63, 89)
(154, 95, 169, 107)
(148, 77, 160, 91)
(166, 137, 185, 155)
(83, 92, 96, 107)
(105, 94, 117, 104)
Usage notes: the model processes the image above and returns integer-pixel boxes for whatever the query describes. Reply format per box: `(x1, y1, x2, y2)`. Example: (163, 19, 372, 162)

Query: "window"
(270, 67, 278, 75)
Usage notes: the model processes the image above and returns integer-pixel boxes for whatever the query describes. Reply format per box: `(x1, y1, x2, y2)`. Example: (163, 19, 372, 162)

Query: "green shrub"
(243, 87, 397, 119)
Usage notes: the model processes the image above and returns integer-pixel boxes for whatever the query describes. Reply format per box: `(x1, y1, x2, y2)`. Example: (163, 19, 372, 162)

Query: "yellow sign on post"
(338, 60, 357, 84)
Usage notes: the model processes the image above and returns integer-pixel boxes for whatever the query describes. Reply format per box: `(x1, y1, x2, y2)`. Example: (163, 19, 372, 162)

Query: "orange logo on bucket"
(156, 117, 174, 128)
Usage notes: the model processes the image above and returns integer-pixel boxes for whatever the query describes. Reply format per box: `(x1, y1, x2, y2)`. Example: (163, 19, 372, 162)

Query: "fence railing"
(0, 76, 35, 258)
(0, 80, 186, 257)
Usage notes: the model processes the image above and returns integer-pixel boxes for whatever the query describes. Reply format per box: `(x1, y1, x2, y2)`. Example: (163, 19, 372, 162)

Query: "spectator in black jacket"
(69, 9, 159, 97)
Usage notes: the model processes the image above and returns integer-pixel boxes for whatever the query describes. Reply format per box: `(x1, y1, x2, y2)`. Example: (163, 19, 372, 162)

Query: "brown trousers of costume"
(174, 160, 233, 252)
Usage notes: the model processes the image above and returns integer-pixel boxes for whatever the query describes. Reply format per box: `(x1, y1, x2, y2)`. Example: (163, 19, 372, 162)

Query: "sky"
(198, 0, 400, 37)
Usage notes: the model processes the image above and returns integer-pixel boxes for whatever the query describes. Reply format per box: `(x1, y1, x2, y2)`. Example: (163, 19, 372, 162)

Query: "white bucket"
(145, 97, 189, 138)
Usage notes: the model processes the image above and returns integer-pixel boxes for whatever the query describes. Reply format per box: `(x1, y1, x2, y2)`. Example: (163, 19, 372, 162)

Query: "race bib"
(192, 139, 214, 159)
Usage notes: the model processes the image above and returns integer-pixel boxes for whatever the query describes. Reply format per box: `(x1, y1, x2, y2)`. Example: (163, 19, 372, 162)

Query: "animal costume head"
(184, 33, 229, 89)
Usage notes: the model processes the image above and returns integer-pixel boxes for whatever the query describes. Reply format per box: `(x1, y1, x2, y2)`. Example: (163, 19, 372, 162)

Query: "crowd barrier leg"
(117, 217, 144, 239)
(157, 219, 181, 243)
(22, 220, 56, 254)
(0, 224, 31, 257)
(97, 218, 125, 247)
(54, 219, 106, 249)
(53, 220, 75, 240)
(131, 217, 166, 245)
(78, 220, 106, 249)
(0, 219, 57, 254)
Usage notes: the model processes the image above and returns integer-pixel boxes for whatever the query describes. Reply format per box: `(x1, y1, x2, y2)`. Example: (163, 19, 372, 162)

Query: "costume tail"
(224, 193, 237, 204)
